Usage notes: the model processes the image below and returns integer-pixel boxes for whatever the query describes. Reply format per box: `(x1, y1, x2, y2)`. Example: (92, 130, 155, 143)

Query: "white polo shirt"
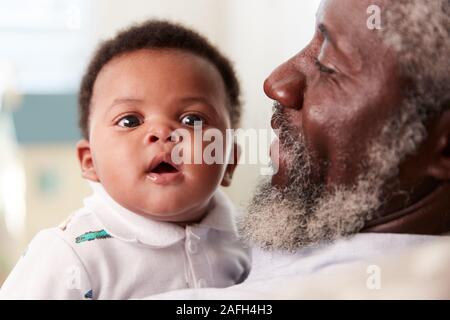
(0, 183, 251, 300)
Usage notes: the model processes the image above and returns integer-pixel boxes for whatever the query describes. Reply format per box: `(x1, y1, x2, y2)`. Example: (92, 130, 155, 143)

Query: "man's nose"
(263, 60, 306, 110)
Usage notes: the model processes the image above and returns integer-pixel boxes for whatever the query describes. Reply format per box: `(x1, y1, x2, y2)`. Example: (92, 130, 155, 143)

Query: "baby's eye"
(181, 114, 204, 127)
(117, 115, 142, 128)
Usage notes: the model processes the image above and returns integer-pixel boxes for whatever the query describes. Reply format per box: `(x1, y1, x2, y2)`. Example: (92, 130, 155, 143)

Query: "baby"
(0, 20, 250, 299)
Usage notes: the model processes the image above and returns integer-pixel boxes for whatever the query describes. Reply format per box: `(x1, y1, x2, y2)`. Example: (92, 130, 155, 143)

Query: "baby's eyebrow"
(180, 96, 213, 107)
(180, 97, 221, 117)
(110, 98, 143, 109)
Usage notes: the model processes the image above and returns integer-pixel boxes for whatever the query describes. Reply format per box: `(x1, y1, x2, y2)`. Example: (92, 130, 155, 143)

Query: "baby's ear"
(221, 143, 240, 187)
(76, 139, 100, 182)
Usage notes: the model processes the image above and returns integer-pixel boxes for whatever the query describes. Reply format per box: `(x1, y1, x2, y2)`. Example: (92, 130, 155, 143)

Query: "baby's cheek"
(185, 163, 224, 188)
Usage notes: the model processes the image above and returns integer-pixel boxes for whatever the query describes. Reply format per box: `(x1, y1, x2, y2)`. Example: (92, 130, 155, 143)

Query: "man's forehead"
(316, 0, 387, 20)
(316, 0, 376, 34)
(315, 0, 387, 56)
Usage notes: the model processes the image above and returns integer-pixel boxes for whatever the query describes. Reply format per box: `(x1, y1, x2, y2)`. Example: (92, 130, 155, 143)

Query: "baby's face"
(78, 49, 234, 223)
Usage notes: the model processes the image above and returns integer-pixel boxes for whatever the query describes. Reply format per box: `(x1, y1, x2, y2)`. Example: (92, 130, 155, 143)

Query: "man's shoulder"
(246, 233, 445, 281)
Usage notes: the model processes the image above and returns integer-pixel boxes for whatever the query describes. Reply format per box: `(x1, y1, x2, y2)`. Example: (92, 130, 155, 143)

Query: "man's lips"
(270, 138, 280, 163)
(146, 153, 184, 185)
(271, 112, 282, 132)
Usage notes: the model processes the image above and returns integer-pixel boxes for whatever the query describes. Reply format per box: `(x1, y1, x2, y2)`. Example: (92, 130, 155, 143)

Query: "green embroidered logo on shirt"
(75, 230, 112, 243)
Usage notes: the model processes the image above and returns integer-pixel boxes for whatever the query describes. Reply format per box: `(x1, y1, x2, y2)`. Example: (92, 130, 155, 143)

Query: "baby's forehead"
(92, 50, 230, 109)
(98, 49, 222, 83)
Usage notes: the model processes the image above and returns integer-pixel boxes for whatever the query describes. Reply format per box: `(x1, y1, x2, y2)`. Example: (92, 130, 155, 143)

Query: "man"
(151, 0, 450, 299)
(242, 0, 450, 249)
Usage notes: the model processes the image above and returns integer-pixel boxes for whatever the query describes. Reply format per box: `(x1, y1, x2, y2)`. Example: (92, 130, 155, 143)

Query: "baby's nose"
(145, 126, 175, 144)
(148, 133, 173, 144)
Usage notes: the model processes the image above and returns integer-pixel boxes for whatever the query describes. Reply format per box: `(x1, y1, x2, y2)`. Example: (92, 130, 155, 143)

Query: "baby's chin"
(134, 209, 207, 225)
(128, 197, 210, 224)
(109, 179, 217, 224)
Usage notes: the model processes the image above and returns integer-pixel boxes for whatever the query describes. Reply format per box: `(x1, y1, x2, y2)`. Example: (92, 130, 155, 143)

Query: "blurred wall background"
(0, 0, 320, 284)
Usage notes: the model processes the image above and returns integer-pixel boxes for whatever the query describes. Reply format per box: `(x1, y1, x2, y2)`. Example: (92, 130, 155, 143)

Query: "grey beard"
(238, 101, 427, 252)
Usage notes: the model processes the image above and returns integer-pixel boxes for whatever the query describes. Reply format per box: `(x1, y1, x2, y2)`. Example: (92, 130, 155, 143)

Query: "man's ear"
(76, 139, 100, 182)
(221, 143, 240, 187)
(426, 110, 450, 181)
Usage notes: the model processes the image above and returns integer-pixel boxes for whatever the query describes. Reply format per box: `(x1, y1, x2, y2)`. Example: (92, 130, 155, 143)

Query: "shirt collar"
(83, 182, 238, 247)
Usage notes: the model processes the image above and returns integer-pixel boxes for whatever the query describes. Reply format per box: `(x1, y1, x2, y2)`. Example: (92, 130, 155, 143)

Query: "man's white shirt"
(147, 232, 449, 299)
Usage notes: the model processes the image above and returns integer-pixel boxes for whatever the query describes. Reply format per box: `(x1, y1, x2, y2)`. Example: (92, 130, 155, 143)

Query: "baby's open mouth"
(150, 161, 179, 174)
(146, 156, 183, 185)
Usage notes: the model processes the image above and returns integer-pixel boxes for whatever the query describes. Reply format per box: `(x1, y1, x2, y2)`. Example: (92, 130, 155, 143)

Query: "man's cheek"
(301, 106, 330, 161)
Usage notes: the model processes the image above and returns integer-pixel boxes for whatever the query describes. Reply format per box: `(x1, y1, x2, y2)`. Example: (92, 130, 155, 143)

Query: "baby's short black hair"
(78, 20, 241, 139)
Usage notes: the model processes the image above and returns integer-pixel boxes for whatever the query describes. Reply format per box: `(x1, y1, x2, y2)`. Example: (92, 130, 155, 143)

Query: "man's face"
(267, 0, 403, 189)
(240, 0, 428, 250)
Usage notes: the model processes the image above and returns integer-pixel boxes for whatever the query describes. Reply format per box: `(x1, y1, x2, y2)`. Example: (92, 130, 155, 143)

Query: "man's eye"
(315, 59, 335, 75)
(117, 115, 142, 128)
(181, 114, 204, 126)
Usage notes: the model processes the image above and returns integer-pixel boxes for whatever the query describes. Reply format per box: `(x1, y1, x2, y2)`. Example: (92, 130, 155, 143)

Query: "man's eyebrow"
(317, 22, 362, 70)
(318, 23, 335, 46)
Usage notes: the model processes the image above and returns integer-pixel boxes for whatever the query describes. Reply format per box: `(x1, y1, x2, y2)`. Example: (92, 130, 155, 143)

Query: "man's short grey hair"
(382, 0, 450, 119)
